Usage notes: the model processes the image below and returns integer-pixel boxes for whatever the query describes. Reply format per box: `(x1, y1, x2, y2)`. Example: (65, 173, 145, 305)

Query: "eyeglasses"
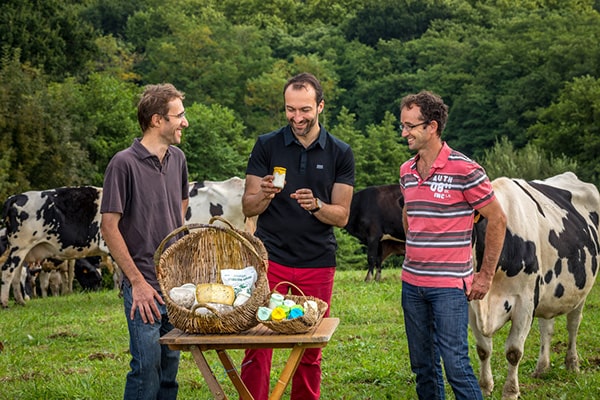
(163, 111, 186, 120)
(400, 121, 429, 132)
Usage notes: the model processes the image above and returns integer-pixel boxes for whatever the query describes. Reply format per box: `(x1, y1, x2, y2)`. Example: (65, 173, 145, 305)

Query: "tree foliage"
(0, 0, 99, 80)
(480, 136, 578, 182)
(0, 50, 93, 199)
(180, 103, 253, 182)
(344, 0, 458, 46)
(528, 75, 600, 184)
(1, 0, 599, 205)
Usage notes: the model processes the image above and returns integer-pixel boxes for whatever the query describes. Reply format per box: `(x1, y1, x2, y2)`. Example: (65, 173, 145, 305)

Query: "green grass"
(1, 269, 600, 399)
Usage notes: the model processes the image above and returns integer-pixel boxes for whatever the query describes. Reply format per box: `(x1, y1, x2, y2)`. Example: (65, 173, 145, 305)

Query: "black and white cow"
(22, 262, 42, 299)
(0, 187, 108, 307)
(186, 177, 249, 230)
(1, 178, 249, 307)
(469, 172, 600, 400)
(344, 185, 406, 282)
(0, 228, 6, 254)
(74, 257, 103, 291)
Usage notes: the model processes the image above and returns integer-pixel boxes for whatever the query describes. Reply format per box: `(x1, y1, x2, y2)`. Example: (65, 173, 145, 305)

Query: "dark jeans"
(402, 281, 483, 400)
(122, 283, 179, 400)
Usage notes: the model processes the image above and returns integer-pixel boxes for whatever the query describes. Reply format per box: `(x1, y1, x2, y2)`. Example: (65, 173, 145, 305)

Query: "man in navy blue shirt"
(240, 72, 355, 400)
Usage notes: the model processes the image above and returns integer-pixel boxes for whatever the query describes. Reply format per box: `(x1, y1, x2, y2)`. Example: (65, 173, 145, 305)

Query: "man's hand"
(130, 281, 165, 324)
(467, 271, 493, 301)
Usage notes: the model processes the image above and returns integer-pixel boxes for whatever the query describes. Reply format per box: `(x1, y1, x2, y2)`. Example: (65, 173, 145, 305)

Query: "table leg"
(190, 346, 228, 400)
(216, 349, 253, 400)
(269, 346, 306, 400)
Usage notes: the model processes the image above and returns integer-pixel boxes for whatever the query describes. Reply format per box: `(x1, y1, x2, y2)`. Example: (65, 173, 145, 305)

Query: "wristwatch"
(309, 198, 323, 214)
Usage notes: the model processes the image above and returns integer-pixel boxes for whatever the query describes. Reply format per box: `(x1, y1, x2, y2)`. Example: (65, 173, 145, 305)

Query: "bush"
(480, 136, 578, 181)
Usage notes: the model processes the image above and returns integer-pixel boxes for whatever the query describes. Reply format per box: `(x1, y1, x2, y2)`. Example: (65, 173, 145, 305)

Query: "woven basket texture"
(259, 281, 328, 334)
(155, 221, 269, 334)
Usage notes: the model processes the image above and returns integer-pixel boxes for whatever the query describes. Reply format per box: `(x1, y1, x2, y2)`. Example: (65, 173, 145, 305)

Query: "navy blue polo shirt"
(246, 124, 355, 268)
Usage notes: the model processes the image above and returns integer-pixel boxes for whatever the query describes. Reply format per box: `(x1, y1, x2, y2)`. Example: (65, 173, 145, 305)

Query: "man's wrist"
(309, 198, 323, 214)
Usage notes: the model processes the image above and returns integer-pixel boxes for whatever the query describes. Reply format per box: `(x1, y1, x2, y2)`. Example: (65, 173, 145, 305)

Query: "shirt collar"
(432, 142, 451, 169)
(283, 124, 327, 149)
(411, 141, 451, 171)
(131, 137, 170, 162)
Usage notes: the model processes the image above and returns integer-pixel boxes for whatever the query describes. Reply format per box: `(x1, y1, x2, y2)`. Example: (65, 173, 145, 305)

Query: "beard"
(289, 116, 317, 138)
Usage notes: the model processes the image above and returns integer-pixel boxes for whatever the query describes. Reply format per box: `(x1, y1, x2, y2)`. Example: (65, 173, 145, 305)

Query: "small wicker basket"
(259, 281, 328, 334)
(155, 218, 269, 334)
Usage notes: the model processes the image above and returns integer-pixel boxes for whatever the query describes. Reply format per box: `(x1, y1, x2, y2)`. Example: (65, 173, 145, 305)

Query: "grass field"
(1, 268, 600, 399)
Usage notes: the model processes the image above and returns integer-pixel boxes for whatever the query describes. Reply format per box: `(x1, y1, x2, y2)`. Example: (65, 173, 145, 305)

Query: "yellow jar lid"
(271, 306, 287, 321)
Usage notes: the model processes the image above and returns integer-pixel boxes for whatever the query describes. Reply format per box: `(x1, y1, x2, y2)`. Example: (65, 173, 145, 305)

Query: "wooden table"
(160, 317, 340, 400)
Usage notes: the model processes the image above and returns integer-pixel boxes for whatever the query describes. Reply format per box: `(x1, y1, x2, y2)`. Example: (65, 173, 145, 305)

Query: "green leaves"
(1, 0, 599, 199)
(180, 103, 253, 182)
(529, 75, 600, 184)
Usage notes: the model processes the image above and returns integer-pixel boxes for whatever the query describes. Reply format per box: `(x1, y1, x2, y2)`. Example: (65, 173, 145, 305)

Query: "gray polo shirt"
(101, 138, 189, 291)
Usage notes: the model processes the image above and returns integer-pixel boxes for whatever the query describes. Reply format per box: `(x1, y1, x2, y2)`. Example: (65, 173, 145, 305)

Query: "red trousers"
(240, 261, 335, 400)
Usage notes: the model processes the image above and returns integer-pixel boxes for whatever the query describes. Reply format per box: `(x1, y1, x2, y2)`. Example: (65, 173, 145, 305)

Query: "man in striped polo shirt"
(399, 91, 507, 400)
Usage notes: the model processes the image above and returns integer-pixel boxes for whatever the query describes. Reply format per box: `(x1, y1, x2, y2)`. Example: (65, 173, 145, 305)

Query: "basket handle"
(209, 215, 234, 229)
(154, 221, 264, 278)
(153, 223, 209, 269)
(271, 281, 309, 303)
(191, 302, 225, 316)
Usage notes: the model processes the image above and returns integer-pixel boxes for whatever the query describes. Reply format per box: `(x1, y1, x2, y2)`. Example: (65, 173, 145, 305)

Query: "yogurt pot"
(283, 299, 296, 307)
(272, 167, 286, 189)
(269, 293, 285, 309)
(288, 306, 304, 319)
(257, 306, 272, 321)
(270, 306, 287, 321)
(233, 291, 251, 307)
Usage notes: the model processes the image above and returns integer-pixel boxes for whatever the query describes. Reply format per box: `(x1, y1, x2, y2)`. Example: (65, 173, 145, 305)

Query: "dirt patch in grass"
(48, 331, 78, 339)
(88, 352, 116, 361)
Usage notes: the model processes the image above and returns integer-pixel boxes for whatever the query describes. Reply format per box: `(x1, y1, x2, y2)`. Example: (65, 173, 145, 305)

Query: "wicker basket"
(259, 281, 328, 334)
(155, 217, 269, 334)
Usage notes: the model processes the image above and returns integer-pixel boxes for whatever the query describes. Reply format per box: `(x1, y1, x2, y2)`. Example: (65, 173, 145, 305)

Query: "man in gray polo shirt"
(100, 83, 189, 400)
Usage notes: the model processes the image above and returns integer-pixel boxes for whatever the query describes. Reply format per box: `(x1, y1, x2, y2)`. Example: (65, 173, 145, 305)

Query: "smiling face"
(400, 105, 435, 152)
(159, 98, 188, 145)
(284, 84, 323, 139)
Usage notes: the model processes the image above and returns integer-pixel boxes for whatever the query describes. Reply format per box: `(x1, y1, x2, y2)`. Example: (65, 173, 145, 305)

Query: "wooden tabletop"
(160, 317, 340, 351)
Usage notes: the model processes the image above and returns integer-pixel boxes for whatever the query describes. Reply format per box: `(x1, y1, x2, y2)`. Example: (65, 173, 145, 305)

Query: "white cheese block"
(169, 287, 196, 309)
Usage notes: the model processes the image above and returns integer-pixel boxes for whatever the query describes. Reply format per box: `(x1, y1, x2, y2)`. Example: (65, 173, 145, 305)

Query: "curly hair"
(400, 91, 448, 136)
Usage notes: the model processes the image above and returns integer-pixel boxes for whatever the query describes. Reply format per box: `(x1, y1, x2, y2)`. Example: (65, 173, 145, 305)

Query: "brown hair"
(400, 91, 448, 135)
(283, 72, 324, 105)
(137, 83, 185, 132)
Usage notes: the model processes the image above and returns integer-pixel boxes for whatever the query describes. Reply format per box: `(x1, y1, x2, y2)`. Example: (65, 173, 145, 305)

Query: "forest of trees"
(2, 0, 599, 198)
(1, 0, 599, 267)
(0, 0, 600, 200)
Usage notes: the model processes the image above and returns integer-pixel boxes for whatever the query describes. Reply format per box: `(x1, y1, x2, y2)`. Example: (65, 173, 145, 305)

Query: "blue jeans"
(401, 281, 482, 400)
(122, 283, 179, 400)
